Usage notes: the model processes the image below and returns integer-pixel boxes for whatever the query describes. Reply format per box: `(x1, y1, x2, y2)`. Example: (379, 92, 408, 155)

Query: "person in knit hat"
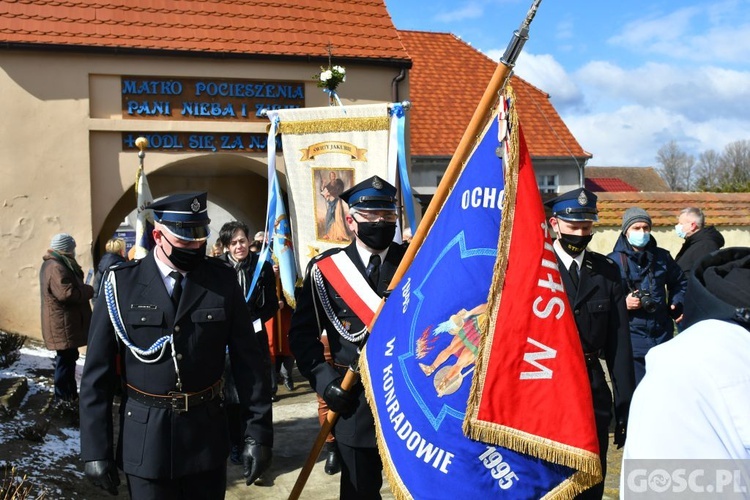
(608, 207, 687, 385)
(40, 232, 94, 407)
(622, 247, 750, 462)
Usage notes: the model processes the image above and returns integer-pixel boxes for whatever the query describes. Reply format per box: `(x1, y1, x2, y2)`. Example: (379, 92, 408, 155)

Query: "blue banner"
(361, 116, 574, 499)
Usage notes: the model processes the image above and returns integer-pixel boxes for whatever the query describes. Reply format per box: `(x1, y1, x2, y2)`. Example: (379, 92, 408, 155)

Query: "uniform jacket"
(79, 252, 273, 479)
(289, 241, 406, 448)
(92, 251, 126, 299)
(674, 226, 725, 277)
(39, 252, 93, 351)
(557, 249, 635, 424)
(217, 252, 278, 324)
(609, 234, 687, 357)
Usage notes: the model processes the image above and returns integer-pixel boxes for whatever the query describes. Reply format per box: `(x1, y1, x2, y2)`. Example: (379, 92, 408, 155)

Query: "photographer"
(609, 207, 687, 386)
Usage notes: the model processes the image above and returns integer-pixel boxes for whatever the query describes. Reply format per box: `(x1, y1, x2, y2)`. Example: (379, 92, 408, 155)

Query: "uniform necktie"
(569, 260, 579, 289)
(169, 271, 183, 307)
(366, 254, 381, 290)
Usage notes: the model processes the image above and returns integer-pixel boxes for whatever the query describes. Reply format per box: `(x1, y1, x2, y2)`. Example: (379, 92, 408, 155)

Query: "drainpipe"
(578, 158, 588, 188)
(391, 68, 406, 102)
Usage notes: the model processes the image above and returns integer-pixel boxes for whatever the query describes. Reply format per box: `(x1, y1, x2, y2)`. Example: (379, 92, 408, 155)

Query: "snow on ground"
(1, 344, 86, 492)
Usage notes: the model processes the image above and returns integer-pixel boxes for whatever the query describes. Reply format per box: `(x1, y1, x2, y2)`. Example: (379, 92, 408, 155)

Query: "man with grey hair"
(674, 207, 724, 278)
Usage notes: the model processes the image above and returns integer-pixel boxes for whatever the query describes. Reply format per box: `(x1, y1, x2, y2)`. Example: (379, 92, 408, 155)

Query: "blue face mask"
(675, 224, 687, 239)
(627, 230, 651, 248)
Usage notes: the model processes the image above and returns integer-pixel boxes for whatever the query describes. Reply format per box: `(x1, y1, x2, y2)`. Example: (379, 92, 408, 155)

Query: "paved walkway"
(225, 382, 394, 499)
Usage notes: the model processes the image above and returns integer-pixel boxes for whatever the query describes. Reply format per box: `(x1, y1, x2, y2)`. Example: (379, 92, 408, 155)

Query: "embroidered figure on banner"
(314, 168, 355, 243)
(417, 303, 488, 397)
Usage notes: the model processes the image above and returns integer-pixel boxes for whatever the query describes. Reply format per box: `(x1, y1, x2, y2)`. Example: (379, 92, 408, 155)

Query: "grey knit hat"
(50, 233, 76, 254)
(621, 207, 652, 233)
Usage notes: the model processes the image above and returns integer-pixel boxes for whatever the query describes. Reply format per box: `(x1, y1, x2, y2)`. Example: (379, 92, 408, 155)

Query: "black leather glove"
(614, 419, 627, 449)
(242, 437, 272, 486)
(84, 459, 120, 496)
(323, 378, 358, 415)
(669, 302, 684, 320)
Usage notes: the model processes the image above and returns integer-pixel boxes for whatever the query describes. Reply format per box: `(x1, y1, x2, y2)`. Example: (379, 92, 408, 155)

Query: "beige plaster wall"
(0, 50, 403, 339)
(588, 226, 750, 257)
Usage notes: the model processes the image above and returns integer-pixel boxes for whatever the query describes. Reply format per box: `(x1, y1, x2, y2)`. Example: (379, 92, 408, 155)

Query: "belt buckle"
(168, 391, 189, 413)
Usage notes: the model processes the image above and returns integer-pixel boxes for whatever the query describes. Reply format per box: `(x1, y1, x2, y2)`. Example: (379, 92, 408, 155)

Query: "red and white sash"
(315, 251, 381, 327)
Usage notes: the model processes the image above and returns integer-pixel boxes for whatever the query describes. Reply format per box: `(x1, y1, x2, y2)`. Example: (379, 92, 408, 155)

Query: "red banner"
(465, 125, 601, 481)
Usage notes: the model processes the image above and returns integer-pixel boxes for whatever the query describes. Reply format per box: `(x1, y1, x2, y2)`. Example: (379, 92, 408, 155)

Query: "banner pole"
(390, 0, 541, 287)
(288, 2, 542, 498)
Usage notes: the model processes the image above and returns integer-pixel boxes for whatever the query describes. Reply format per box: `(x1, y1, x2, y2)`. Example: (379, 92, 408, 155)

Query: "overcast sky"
(387, 0, 750, 167)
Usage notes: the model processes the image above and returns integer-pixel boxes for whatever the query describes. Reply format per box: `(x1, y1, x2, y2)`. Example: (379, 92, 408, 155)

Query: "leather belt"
(583, 351, 601, 365)
(126, 380, 223, 413)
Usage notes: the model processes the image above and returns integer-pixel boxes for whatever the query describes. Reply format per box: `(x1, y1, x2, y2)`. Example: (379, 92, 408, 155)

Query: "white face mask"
(675, 224, 687, 239)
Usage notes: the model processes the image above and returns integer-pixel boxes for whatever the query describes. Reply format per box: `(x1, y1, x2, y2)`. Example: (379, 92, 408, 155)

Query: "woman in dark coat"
(91, 237, 127, 299)
(217, 221, 278, 464)
(39, 233, 94, 402)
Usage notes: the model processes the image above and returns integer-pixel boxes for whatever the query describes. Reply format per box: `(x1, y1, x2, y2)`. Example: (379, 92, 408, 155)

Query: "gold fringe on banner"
(462, 86, 602, 498)
(360, 353, 414, 500)
(278, 116, 390, 135)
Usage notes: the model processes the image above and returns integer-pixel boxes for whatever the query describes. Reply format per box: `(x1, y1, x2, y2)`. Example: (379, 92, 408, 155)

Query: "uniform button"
(174, 325, 181, 333)
(127, 411, 132, 416)
(574, 309, 580, 315)
(176, 353, 183, 361)
(141, 317, 146, 322)
(207, 314, 213, 320)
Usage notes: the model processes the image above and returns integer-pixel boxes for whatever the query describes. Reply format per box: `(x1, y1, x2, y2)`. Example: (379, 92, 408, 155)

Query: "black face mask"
(355, 221, 396, 251)
(557, 232, 593, 257)
(161, 234, 207, 272)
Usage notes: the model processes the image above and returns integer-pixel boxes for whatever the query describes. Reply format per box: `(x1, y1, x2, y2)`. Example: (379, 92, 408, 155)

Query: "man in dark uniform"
(80, 192, 273, 498)
(545, 188, 635, 499)
(290, 175, 405, 499)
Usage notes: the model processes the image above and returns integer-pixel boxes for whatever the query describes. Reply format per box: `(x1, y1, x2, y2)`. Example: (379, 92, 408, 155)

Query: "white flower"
(333, 65, 345, 74)
(320, 70, 332, 82)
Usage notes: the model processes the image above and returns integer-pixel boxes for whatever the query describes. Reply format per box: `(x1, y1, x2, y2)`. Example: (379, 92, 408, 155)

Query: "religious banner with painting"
(270, 104, 391, 273)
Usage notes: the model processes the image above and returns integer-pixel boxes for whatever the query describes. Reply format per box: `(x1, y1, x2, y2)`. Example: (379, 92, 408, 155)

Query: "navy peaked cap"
(339, 175, 397, 210)
(544, 188, 599, 222)
(150, 192, 211, 241)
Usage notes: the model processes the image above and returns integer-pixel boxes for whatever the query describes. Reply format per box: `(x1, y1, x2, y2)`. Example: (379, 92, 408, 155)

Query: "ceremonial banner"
(463, 99, 601, 492)
(261, 112, 298, 307)
(272, 104, 391, 272)
(133, 160, 154, 259)
(361, 91, 601, 499)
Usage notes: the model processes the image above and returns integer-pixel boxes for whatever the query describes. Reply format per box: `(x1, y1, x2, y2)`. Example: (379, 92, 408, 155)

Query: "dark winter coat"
(92, 251, 127, 299)
(609, 234, 687, 357)
(39, 252, 94, 351)
(217, 252, 278, 324)
(675, 226, 725, 277)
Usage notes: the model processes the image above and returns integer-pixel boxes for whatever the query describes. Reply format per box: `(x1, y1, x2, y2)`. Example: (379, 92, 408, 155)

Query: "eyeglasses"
(353, 211, 398, 223)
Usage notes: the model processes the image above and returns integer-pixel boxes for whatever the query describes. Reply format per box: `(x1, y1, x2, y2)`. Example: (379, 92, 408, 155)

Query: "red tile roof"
(0, 0, 410, 63)
(586, 166, 671, 192)
(398, 30, 590, 159)
(596, 192, 750, 227)
(585, 177, 637, 192)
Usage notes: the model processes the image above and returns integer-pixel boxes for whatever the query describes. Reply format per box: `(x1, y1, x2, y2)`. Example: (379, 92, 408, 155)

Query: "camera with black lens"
(633, 290, 657, 313)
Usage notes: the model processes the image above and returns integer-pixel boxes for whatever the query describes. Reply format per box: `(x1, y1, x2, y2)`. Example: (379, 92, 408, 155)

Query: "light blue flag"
(259, 112, 298, 308)
(361, 112, 575, 499)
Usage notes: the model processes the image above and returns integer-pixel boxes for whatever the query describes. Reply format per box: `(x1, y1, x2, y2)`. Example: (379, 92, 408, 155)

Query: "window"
(537, 174, 558, 194)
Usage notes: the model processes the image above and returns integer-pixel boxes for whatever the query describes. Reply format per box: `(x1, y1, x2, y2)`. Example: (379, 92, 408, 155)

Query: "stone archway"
(92, 153, 274, 263)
